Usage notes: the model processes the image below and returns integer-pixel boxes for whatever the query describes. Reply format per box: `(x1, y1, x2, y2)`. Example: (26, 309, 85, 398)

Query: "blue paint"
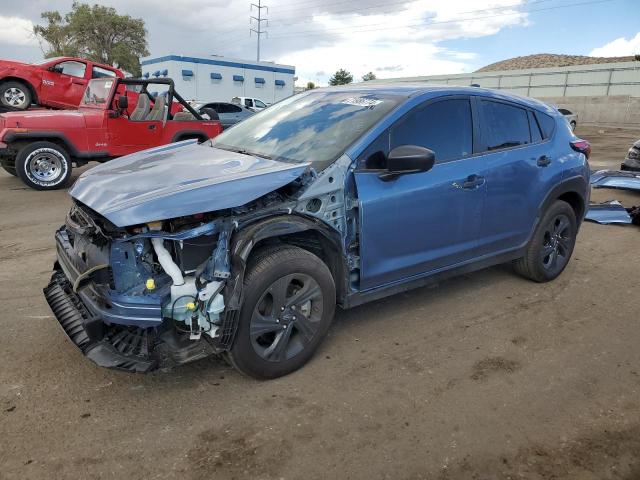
(182, 69, 194, 77)
(255, 77, 265, 84)
(141, 54, 295, 75)
(153, 70, 161, 77)
(161, 69, 168, 76)
(233, 75, 244, 82)
(590, 170, 640, 191)
(585, 201, 632, 224)
(210, 72, 222, 80)
(69, 141, 310, 227)
(275, 79, 285, 86)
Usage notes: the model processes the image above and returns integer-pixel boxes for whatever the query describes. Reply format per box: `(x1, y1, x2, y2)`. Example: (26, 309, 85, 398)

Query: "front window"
(212, 90, 402, 171)
(254, 99, 267, 108)
(55, 60, 86, 78)
(81, 78, 116, 107)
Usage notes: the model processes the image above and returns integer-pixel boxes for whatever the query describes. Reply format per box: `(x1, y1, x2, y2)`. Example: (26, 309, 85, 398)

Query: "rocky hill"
(476, 53, 637, 72)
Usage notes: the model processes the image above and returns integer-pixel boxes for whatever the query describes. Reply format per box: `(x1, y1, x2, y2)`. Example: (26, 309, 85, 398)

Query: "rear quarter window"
(534, 111, 556, 139)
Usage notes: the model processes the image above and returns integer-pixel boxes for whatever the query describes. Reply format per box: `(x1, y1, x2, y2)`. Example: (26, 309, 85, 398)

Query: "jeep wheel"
(0, 81, 32, 110)
(514, 200, 577, 282)
(228, 246, 336, 379)
(16, 142, 72, 190)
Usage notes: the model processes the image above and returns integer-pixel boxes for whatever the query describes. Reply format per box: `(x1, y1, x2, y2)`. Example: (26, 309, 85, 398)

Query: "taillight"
(570, 139, 591, 159)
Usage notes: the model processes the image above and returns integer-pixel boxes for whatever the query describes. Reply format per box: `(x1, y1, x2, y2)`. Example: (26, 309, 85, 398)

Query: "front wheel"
(228, 245, 336, 379)
(514, 200, 577, 282)
(16, 141, 73, 190)
(0, 81, 32, 110)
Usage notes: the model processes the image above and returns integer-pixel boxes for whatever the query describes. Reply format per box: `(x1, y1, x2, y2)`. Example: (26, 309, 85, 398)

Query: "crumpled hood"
(70, 140, 310, 227)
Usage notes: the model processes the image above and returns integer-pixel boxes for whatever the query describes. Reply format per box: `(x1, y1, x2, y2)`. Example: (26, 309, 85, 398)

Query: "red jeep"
(0, 77, 222, 190)
(0, 57, 124, 110)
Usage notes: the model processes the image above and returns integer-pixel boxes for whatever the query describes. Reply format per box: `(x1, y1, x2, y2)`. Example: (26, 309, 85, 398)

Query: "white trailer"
(140, 54, 295, 104)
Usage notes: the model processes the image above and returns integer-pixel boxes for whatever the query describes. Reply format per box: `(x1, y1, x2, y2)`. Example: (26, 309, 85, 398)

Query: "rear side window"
(534, 111, 556, 139)
(390, 98, 473, 163)
(528, 111, 543, 143)
(481, 100, 531, 151)
(92, 66, 116, 79)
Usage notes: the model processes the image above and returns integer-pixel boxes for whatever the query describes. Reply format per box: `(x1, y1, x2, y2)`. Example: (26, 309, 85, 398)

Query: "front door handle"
(453, 174, 485, 190)
(537, 155, 551, 167)
(148, 124, 156, 130)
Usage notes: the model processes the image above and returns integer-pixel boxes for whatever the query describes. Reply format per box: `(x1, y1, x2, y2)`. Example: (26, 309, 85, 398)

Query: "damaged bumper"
(44, 228, 227, 373)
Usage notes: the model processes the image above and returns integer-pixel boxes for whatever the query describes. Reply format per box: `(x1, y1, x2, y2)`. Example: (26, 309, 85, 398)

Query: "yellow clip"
(145, 278, 156, 290)
(186, 302, 196, 311)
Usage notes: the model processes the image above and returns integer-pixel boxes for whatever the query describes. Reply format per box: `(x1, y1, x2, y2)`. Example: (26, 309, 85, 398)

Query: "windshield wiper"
(214, 145, 272, 160)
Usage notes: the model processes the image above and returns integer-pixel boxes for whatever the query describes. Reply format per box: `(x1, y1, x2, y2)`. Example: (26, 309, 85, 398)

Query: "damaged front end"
(44, 203, 236, 372)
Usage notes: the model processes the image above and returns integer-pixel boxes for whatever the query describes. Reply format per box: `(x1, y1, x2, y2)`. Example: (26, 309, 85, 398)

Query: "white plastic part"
(151, 237, 184, 286)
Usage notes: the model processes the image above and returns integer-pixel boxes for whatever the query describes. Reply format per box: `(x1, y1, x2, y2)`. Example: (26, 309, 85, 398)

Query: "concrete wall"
(538, 95, 640, 125)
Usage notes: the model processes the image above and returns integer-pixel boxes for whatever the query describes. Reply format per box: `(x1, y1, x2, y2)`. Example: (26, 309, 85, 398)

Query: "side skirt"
(343, 247, 525, 309)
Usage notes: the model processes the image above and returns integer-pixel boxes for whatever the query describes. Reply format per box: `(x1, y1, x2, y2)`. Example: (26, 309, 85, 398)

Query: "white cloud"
(0, 16, 37, 47)
(589, 32, 640, 57)
(271, 0, 529, 85)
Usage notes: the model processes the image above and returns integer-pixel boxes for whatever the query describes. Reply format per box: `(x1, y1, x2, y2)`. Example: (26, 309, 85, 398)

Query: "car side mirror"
(379, 145, 436, 181)
(117, 95, 129, 110)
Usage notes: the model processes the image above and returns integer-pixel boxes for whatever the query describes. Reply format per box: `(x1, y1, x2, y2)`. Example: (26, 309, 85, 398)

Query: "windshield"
(212, 90, 402, 170)
(81, 78, 116, 107)
(32, 57, 64, 65)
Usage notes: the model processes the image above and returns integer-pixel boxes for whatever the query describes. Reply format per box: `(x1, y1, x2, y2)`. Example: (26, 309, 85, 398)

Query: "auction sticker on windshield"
(341, 97, 383, 108)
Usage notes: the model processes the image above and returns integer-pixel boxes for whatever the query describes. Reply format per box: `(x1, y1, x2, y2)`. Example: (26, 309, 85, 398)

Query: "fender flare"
(226, 214, 346, 311)
(170, 130, 210, 143)
(537, 175, 588, 220)
(2, 131, 109, 160)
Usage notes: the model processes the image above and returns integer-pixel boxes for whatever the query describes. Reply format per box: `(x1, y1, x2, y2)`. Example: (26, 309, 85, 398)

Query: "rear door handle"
(453, 174, 485, 190)
(537, 155, 551, 167)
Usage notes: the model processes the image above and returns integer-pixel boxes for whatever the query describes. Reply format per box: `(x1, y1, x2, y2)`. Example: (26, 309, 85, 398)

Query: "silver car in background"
(194, 101, 255, 129)
(558, 107, 578, 131)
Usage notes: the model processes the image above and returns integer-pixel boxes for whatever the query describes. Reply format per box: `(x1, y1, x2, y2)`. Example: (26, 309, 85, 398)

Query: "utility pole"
(250, 0, 268, 62)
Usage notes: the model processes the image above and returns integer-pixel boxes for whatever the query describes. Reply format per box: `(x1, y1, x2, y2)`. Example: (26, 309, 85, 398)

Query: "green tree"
(306, 81, 316, 90)
(362, 71, 377, 81)
(329, 69, 353, 86)
(34, 2, 149, 76)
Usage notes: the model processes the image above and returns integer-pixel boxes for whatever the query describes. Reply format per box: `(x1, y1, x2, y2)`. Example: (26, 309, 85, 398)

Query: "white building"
(140, 54, 295, 104)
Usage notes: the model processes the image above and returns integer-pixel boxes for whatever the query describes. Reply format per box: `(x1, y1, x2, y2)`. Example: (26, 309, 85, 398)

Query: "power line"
(265, 0, 616, 39)
(250, 0, 269, 61)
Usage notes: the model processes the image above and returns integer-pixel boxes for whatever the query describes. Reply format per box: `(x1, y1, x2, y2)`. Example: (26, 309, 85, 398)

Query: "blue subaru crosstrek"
(44, 85, 591, 378)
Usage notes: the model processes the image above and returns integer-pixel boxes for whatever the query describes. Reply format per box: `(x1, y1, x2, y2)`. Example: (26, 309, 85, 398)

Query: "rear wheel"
(0, 81, 32, 110)
(16, 141, 72, 190)
(228, 246, 336, 379)
(514, 200, 577, 282)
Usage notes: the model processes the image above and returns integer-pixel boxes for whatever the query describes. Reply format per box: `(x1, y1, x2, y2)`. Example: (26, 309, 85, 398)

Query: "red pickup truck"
(0, 77, 222, 190)
(0, 57, 124, 110)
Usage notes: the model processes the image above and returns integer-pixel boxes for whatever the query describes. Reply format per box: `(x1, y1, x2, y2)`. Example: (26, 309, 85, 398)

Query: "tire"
(15, 141, 72, 190)
(514, 200, 577, 283)
(228, 245, 336, 379)
(0, 81, 32, 110)
(570, 121, 577, 131)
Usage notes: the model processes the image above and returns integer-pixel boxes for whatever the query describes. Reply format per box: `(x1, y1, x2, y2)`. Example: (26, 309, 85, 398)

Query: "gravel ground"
(1, 125, 639, 480)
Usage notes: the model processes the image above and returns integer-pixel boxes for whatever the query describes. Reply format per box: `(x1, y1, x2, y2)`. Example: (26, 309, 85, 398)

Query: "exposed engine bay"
(44, 154, 356, 372)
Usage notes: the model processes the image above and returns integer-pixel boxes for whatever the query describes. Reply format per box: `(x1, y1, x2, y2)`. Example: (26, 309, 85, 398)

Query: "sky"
(0, 0, 638, 86)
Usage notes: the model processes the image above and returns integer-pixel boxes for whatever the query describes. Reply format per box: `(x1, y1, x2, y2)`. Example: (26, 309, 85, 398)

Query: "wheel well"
(174, 133, 208, 143)
(251, 229, 346, 301)
(558, 191, 585, 220)
(0, 77, 38, 104)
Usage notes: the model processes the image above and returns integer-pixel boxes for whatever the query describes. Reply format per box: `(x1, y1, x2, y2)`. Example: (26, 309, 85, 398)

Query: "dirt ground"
(1, 125, 639, 480)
